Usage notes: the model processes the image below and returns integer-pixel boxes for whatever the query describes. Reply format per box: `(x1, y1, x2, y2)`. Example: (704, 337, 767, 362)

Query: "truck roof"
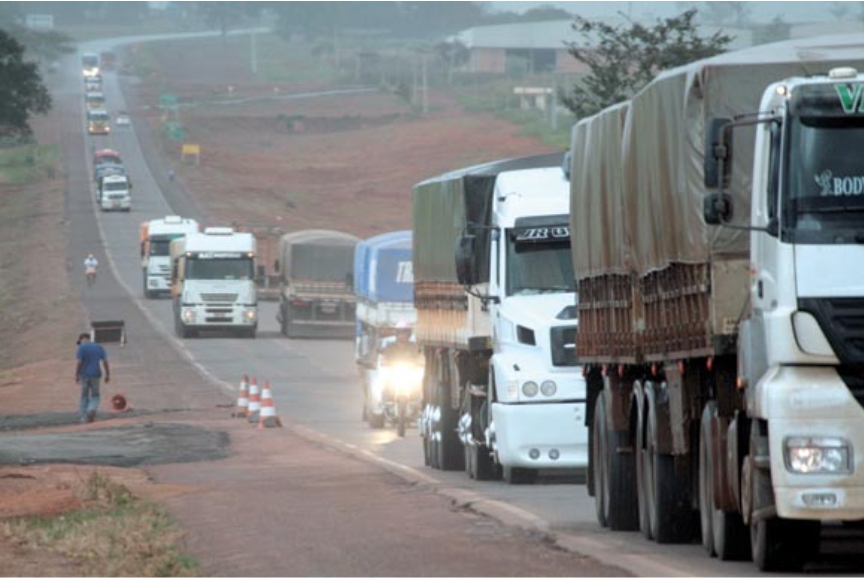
(570, 33, 864, 280)
(415, 152, 565, 188)
(147, 216, 199, 237)
(180, 231, 256, 254)
(493, 167, 570, 228)
(354, 231, 412, 300)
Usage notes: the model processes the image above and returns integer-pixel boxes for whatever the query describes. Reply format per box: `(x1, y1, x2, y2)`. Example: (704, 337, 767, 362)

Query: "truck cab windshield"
(505, 231, 574, 296)
(186, 258, 254, 281)
(785, 114, 864, 243)
(149, 237, 181, 257)
(103, 181, 127, 191)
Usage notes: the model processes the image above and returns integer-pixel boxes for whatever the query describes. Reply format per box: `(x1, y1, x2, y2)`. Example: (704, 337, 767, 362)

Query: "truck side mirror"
(703, 192, 733, 225)
(704, 117, 733, 189)
(455, 234, 479, 286)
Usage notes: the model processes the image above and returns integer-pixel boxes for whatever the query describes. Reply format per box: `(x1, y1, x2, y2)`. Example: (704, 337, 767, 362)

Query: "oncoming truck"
(170, 227, 258, 338)
(140, 216, 200, 298)
(276, 229, 359, 339)
(570, 34, 864, 571)
(412, 154, 587, 483)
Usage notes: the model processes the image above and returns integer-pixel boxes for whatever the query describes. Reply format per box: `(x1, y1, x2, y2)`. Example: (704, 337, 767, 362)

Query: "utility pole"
(250, 31, 258, 75)
(421, 52, 429, 114)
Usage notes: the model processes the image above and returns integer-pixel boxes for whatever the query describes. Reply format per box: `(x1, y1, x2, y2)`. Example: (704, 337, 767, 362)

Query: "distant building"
(451, 19, 753, 75)
(24, 13, 54, 31)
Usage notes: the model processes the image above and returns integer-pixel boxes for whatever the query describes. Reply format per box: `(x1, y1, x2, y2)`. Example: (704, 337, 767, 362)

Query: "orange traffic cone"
(257, 381, 282, 429)
(247, 377, 261, 424)
(234, 374, 249, 418)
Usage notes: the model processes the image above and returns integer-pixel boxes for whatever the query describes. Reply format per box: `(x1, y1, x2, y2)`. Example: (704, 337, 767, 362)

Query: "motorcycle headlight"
(785, 436, 852, 474)
(522, 381, 538, 398)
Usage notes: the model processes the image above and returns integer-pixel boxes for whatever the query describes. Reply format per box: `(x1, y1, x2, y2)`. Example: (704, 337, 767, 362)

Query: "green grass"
(0, 144, 60, 186)
(3, 472, 199, 577)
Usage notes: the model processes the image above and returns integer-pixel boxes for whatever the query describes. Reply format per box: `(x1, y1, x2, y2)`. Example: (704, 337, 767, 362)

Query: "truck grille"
(201, 293, 238, 303)
(799, 298, 864, 366)
(550, 325, 578, 367)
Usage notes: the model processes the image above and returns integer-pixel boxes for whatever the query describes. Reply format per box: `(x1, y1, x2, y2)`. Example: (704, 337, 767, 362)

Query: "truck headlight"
(522, 381, 538, 397)
(244, 309, 257, 321)
(785, 436, 852, 474)
(540, 380, 557, 396)
(182, 309, 195, 323)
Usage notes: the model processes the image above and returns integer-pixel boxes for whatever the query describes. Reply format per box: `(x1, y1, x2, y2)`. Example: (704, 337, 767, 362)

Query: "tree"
(561, 9, 732, 119)
(0, 28, 51, 138)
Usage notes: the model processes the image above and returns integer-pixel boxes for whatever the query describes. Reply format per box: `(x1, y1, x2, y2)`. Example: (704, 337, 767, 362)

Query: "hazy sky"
(491, 2, 842, 24)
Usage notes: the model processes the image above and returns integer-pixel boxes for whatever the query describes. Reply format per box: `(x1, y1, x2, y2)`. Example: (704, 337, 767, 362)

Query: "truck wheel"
(647, 393, 694, 543)
(502, 466, 537, 485)
(636, 400, 652, 539)
(700, 402, 750, 560)
(751, 517, 819, 572)
(436, 405, 464, 471)
(469, 443, 498, 481)
(587, 411, 595, 497)
(592, 393, 608, 527)
(605, 428, 639, 531)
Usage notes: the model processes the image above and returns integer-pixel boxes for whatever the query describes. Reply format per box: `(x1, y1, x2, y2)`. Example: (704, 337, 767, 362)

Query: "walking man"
(75, 332, 110, 423)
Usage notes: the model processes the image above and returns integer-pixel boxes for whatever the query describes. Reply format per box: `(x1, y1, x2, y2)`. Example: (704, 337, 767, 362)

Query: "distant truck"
(569, 35, 864, 571)
(87, 109, 110, 136)
(81, 52, 99, 78)
(170, 227, 258, 338)
(412, 154, 587, 483)
(353, 231, 416, 427)
(140, 216, 200, 299)
(276, 229, 359, 339)
(95, 173, 131, 212)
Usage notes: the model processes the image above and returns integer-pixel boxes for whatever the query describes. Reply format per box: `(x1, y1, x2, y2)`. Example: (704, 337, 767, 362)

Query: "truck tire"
(605, 428, 639, 531)
(593, 393, 608, 528)
(700, 402, 750, 560)
(636, 400, 652, 540)
(436, 405, 464, 471)
(587, 411, 595, 497)
(647, 392, 694, 543)
(503, 466, 537, 485)
(751, 517, 819, 572)
(468, 443, 498, 480)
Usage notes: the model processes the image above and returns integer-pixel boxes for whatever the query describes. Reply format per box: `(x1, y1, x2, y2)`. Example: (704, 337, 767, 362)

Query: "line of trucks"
(122, 32, 864, 572)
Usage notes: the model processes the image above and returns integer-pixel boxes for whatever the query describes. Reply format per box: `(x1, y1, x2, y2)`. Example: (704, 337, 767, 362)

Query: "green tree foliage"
(561, 9, 732, 119)
(0, 28, 51, 138)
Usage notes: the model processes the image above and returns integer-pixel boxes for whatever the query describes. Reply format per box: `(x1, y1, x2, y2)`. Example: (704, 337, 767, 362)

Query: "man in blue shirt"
(75, 333, 110, 423)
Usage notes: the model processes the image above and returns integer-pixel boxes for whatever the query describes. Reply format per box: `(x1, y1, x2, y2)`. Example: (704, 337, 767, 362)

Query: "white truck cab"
(140, 216, 200, 298)
(97, 173, 131, 212)
(170, 227, 258, 338)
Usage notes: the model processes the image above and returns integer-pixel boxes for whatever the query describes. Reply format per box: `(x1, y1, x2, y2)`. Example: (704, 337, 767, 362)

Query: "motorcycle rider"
(84, 254, 98, 286)
(377, 321, 423, 404)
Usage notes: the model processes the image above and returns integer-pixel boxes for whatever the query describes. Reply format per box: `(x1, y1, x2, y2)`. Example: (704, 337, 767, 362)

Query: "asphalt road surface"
(38, 32, 864, 576)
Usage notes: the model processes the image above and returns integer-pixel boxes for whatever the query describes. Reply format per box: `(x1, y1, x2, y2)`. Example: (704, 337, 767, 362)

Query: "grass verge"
(2, 472, 198, 577)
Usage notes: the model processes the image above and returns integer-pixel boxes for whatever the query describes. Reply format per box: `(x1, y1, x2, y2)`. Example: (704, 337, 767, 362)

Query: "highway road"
(64, 33, 864, 577)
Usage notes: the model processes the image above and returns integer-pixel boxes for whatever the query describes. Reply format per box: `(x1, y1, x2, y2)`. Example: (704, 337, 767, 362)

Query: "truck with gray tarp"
(276, 229, 360, 339)
(570, 33, 864, 571)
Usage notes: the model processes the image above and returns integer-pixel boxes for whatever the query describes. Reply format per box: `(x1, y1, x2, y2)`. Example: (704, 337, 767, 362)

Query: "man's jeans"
(79, 376, 101, 422)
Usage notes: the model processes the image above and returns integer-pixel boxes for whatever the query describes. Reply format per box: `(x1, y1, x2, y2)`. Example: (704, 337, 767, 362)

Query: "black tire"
(593, 393, 608, 528)
(700, 402, 750, 561)
(605, 427, 639, 531)
(436, 404, 464, 471)
(636, 401, 652, 540)
(587, 410, 596, 497)
(647, 396, 695, 544)
(503, 466, 537, 485)
(470, 442, 499, 481)
(751, 517, 819, 572)
(397, 401, 406, 437)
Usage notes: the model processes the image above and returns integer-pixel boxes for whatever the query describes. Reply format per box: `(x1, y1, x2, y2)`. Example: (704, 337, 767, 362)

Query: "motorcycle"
(379, 361, 424, 437)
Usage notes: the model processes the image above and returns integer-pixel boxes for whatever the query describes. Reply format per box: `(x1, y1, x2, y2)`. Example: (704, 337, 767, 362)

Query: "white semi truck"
(570, 35, 864, 571)
(140, 216, 200, 299)
(96, 173, 131, 212)
(170, 227, 258, 338)
(413, 153, 587, 483)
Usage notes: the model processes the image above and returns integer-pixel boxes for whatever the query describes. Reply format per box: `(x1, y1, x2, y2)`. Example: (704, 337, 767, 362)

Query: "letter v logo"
(836, 84, 863, 114)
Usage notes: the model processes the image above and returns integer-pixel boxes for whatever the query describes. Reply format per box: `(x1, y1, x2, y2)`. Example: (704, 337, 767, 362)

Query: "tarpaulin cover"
(413, 153, 565, 284)
(354, 231, 413, 303)
(570, 33, 864, 279)
(278, 229, 359, 282)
